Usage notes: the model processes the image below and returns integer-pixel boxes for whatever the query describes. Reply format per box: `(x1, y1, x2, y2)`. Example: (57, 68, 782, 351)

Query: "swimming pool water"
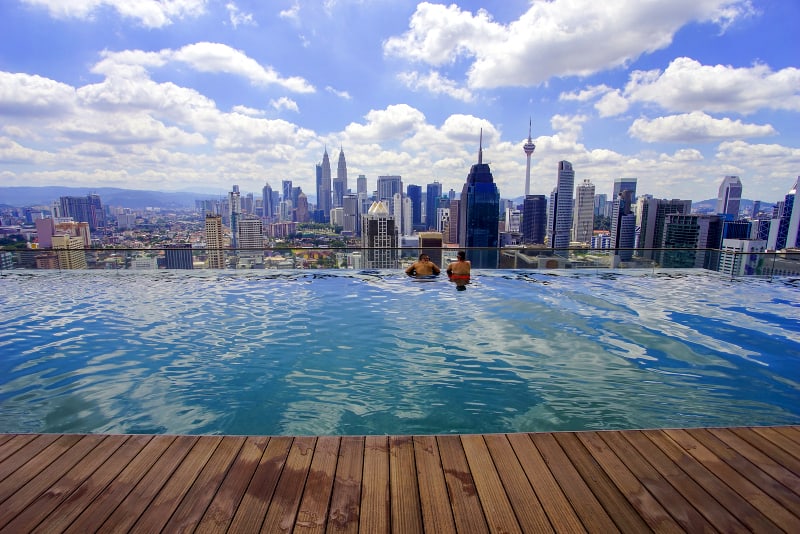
(0, 269, 798, 436)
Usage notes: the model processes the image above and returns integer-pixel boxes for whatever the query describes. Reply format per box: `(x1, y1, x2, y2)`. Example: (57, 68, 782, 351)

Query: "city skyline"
(0, 1, 798, 203)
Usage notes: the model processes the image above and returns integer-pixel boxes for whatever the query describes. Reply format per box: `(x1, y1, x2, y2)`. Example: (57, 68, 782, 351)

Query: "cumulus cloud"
(344, 104, 427, 142)
(270, 97, 299, 113)
(0, 72, 76, 116)
(624, 57, 800, 114)
(629, 111, 776, 142)
(397, 71, 474, 102)
(22, 0, 206, 28)
(384, 0, 753, 89)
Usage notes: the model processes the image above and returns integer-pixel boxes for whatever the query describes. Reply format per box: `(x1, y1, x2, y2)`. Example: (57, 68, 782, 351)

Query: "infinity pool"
(0, 269, 798, 436)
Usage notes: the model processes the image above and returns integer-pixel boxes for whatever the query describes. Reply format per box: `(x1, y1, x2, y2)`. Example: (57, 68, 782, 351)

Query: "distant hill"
(0, 186, 216, 209)
(693, 198, 774, 215)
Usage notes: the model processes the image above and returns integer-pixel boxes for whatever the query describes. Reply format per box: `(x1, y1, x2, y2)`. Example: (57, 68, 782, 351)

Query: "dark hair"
(457, 251, 466, 260)
(418, 253, 426, 260)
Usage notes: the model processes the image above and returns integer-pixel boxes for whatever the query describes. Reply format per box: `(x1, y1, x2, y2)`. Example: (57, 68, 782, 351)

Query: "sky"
(1, 0, 799, 204)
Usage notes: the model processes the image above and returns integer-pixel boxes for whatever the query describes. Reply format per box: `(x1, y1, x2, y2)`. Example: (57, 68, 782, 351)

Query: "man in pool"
(446, 250, 471, 290)
(405, 253, 441, 277)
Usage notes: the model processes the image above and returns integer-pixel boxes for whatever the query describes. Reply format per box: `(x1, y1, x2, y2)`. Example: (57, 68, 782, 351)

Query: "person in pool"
(405, 253, 441, 277)
(446, 250, 471, 290)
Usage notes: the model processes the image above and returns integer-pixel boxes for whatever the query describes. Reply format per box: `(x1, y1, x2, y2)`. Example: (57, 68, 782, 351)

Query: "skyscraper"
(262, 182, 274, 222)
(523, 119, 536, 197)
(229, 185, 241, 250)
(377, 175, 403, 212)
(342, 194, 359, 236)
(319, 148, 332, 221)
(572, 179, 595, 244)
(204, 214, 225, 269)
(546, 161, 575, 254)
(661, 214, 722, 269)
(636, 198, 692, 259)
(165, 244, 194, 269)
(333, 147, 348, 208)
(613, 178, 637, 203)
(357, 174, 367, 195)
(425, 181, 442, 230)
(522, 194, 547, 245)
(768, 176, 799, 251)
(716, 175, 743, 218)
(610, 189, 636, 262)
(458, 132, 500, 268)
(407, 184, 423, 230)
(59, 195, 105, 231)
(361, 200, 397, 269)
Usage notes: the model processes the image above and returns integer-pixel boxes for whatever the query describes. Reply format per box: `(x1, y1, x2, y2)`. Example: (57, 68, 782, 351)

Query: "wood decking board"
(0, 427, 797, 533)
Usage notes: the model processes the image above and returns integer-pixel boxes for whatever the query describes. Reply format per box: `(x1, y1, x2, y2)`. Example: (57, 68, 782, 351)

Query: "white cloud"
(325, 86, 351, 100)
(21, 0, 206, 28)
(0, 72, 76, 116)
(384, 0, 753, 89)
(595, 91, 630, 118)
(397, 71, 474, 102)
(279, 2, 300, 22)
(171, 42, 315, 93)
(231, 105, 265, 117)
(270, 97, 299, 113)
(559, 85, 614, 102)
(226, 2, 256, 29)
(629, 111, 776, 142)
(624, 57, 800, 114)
(344, 104, 427, 143)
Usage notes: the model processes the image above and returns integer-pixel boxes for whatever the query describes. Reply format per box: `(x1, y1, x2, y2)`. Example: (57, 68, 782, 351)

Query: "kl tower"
(523, 118, 536, 196)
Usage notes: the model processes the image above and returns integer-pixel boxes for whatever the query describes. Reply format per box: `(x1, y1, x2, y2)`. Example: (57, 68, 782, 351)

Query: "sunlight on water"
(0, 269, 798, 435)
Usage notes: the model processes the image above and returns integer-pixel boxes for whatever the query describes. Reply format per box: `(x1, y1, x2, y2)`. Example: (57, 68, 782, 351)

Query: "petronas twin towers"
(317, 146, 348, 222)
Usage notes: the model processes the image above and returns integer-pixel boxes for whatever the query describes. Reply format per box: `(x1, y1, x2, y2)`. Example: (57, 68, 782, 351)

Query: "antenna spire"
(478, 128, 483, 165)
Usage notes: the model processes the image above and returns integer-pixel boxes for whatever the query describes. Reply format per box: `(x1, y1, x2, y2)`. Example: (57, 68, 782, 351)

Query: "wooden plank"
(777, 426, 800, 447)
(295, 436, 341, 534)
(227, 436, 293, 533)
(0, 434, 105, 529)
(531, 432, 618, 533)
(413, 435, 456, 533)
(388, 436, 422, 534)
(0, 434, 38, 465)
(63, 434, 176, 533)
(99, 434, 199, 533)
(665, 428, 795, 531)
(506, 433, 585, 534)
(484, 433, 553, 533)
(261, 436, 317, 533)
(1, 435, 126, 533)
(163, 435, 246, 532)
(0, 434, 64, 497)
(614, 430, 728, 531)
(195, 435, 269, 534)
(327, 435, 364, 534)
(436, 434, 488, 534)
(703, 428, 800, 514)
(131, 435, 223, 533)
(752, 427, 800, 463)
(554, 432, 651, 533)
(460, 434, 522, 534)
(359, 435, 389, 534)
(575, 432, 681, 533)
(730, 427, 800, 477)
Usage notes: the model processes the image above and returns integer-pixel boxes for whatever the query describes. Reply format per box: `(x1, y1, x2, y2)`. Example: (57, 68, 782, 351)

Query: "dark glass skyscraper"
(407, 184, 423, 230)
(458, 134, 499, 268)
(522, 194, 547, 244)
(425, 181, 442, 230)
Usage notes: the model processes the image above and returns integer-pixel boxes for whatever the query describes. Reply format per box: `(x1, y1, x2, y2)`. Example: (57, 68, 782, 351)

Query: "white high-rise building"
(719, 238, 767, 276)
(572, 179, 595, 244)
(361, 201, 398, 269)
(547, 161, 575, 254)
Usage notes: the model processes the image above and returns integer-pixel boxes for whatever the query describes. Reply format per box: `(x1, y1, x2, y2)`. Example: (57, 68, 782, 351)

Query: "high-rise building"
(407, 184, 423, 230)
(357, 174, 367, 195)
(295, 192, 310, 223)
(418, 232, 444, 266)
(59, 195, 105, 231)
(447, 199, 460, 244)
(611, 186, 636, 262)
(361, 200, 398, 269)
(262, 182, 274, 222)
(377, 176, 403, 212)
(594, 193, 608, 217)
(613, 178, 637, 204)
(716, 175, 743, 218)
(458, 132, 500, 268)
(523, 119, 536, 197)
(205, 214, 225, 269)
(342, 194, 360, 235)
(319, 149, 332, 222)
(522, 194, 547, 245)
(333, 147, 348, 208)
(425, 181, 442, 230)
(660, 214, 722, 269)
(51, 235, 87, 269)
(547, 161, 575, 254)
(237, 216, 264, 267)
(282, 181, 293, 205)
(636, 198, 692, 259)
(392, 193, 412, 236)
(719, 239, 767, 276)
(572, 179, 595, 244)
(229, 185, 241, 250)
(165, 244, 194, 269)
(768, 176, 800, 251)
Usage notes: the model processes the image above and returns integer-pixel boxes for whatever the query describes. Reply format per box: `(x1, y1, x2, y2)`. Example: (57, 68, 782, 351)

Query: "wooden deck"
(0, 427, 798, 533)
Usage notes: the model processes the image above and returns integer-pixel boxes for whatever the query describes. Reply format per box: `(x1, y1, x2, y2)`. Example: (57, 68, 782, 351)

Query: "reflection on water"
(0, 269, 798, 436)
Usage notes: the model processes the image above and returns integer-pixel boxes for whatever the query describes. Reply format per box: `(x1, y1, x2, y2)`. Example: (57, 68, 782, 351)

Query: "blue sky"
(1, 0, 798, 204)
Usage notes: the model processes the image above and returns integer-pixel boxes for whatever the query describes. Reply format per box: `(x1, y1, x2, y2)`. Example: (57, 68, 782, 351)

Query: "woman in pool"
(446, 250, 471, 290)
(405, 253, 441, 277)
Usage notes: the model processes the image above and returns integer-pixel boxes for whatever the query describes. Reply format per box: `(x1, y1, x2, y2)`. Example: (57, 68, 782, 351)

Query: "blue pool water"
(0, 269, 798, 436)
